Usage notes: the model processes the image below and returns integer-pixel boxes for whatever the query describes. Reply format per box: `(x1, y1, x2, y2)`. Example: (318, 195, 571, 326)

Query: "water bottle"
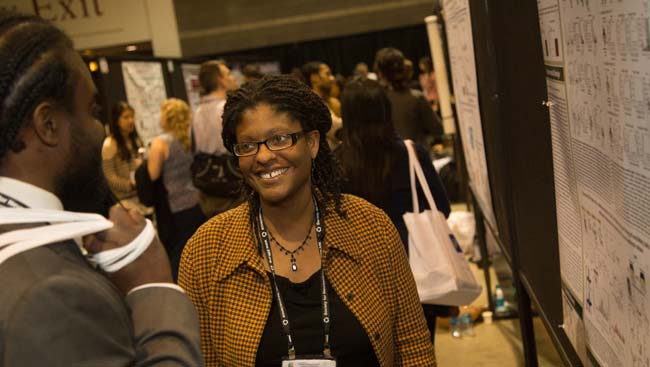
(495, 284, 507, 314)
(460, 313, 475, 336)
(450, 316, 462, 338)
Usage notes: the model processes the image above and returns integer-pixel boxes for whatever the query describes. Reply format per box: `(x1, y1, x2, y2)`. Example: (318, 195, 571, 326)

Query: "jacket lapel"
(323, 212, 393, 367)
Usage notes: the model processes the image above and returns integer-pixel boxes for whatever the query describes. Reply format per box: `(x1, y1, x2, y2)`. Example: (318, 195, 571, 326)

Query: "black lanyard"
(256, 196, 332, 359)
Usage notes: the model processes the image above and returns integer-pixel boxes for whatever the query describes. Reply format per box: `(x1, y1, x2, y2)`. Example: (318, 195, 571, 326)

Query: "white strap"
(87, 220, 154, 273)
(0, 221, 112, 248)
(404, 140, 439, 214)
(0, 221, 113, 266)
(0, 208, 154, 273)
(0, 208, 106, 224)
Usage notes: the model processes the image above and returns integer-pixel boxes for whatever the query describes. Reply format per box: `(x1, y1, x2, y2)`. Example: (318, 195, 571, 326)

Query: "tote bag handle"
(405, 139, 439, 215)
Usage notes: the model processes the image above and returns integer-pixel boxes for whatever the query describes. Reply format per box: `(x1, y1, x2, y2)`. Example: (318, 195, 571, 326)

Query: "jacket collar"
(0, 176, 63, 210)
(213, 198, 362, 282)
(212, 203, 266, 282)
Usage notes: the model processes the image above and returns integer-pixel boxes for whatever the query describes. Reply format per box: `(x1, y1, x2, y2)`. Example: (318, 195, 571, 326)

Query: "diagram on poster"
(121, 61, 167, 145)
(443, 0, 498, 230)
(537, 0, 650, 365)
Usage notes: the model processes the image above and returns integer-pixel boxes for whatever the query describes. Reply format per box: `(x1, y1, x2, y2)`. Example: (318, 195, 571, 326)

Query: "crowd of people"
(0, 10, 453, 367)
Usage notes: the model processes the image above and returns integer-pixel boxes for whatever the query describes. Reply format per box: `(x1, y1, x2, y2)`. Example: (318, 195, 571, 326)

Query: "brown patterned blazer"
(179, 194, 436, 366)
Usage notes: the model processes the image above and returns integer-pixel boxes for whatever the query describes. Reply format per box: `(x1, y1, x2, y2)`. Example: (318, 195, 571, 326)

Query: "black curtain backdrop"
(193, 24, 432, 77)
(89, 24, 432, 127)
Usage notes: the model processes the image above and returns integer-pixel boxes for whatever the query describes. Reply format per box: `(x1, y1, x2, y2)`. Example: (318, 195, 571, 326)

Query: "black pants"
(169, 205, 206, 280)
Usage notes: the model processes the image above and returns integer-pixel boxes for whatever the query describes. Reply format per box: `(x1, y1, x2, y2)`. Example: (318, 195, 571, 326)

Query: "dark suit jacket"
(0, 224, 203, 366)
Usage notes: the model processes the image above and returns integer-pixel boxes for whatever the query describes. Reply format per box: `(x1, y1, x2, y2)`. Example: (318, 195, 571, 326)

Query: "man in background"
(0, 11, 202, 365)
(192, 60, 241, 218)
(301, 61, 342, 148)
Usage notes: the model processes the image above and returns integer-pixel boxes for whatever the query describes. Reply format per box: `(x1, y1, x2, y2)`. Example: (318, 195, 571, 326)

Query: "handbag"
(402, 139, 482, 306)
(190, 152, 242, 197)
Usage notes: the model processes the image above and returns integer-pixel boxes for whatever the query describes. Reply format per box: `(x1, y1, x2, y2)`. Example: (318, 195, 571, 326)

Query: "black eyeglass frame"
(232, 131, 306, 157)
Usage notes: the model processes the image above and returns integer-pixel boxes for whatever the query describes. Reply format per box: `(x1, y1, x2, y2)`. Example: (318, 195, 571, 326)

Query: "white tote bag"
(402, 140, 482, 306)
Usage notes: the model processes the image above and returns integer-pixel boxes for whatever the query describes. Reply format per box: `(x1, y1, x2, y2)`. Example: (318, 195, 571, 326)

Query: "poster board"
(442, 0, 498, 231)
(121, 61, 168, 145)
(442, 0, 584, 364)
(537, 0, 650, 365)
(181, 64, 201, 113)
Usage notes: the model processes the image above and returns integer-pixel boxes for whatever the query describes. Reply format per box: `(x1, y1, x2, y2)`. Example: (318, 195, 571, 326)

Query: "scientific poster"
(442, 0, 498, 229)
(537, 0, 650, 365)
(121, 61, 168, 145)
(181, 63, 201, 113)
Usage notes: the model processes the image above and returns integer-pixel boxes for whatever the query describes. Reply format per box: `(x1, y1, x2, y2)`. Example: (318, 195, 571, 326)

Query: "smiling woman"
(178, 75, 437, 367)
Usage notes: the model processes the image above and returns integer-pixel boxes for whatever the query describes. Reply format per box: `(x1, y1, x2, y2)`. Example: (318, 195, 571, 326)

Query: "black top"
(387, 88, 443, 146)
(255, 271, 379, 367)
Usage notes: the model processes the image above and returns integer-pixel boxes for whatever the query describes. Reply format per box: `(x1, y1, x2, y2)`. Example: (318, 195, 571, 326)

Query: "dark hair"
(222, 74, 344, 217)
(336, 78, 398, 204)
(374, 47, 407, 91)
(419, 56, 434, 73)
(109, 101, 141, 161)
(300, 61, 323, 88)
(0, 11, 76, 162)
(198, 60, 224, 95)
(242, 64, 263, 80)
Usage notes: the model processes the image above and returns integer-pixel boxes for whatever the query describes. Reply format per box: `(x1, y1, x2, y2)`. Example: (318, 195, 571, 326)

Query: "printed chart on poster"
(442, 0, 498, 230)
(537, 0, 650, 366)
(181, 64, 201, 113)
(121, 61, 168, 145)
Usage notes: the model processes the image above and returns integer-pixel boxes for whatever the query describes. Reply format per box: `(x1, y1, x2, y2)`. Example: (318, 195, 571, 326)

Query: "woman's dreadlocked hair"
(0, 11, 76, 163)
(222, 74, 345, 218)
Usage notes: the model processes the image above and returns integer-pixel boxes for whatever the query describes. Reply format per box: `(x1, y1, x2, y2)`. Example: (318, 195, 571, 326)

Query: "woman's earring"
(311, 159, 317, 184)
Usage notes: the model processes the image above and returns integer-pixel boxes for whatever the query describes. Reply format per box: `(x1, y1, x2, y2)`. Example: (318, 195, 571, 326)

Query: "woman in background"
(375, 47, 443, 147)
(148, 98, 205, 279)
(101, 101, 146, 212)
(336, 78, 454, 342)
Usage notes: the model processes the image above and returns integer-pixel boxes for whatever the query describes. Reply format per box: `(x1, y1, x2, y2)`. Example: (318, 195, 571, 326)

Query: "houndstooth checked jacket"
(179, 194, 436, 367)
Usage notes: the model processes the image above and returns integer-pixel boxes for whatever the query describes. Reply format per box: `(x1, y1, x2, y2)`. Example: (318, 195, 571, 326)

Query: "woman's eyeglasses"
(233, 131, 305, 157)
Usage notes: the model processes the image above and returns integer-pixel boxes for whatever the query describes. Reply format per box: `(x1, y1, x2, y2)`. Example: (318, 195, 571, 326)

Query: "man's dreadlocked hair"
(222, 74, 345, 218)
(0, 11, 76, 163)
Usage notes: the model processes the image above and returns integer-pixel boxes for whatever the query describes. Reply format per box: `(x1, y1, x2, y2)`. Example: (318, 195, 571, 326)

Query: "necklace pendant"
(291, 258, 298, 272)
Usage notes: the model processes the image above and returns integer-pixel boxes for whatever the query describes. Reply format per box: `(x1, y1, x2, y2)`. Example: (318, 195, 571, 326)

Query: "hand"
(83, 205, 173, 296)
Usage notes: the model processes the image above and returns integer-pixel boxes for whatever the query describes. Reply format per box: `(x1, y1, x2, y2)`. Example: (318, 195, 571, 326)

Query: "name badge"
(281, 356, 336, 367)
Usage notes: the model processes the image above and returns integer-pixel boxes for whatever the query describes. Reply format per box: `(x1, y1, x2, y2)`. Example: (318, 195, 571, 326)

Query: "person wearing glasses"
(179, 75, 436, 366)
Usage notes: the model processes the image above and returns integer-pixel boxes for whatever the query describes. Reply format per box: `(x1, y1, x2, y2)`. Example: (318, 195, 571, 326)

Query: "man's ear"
(31, 101, 63, 147)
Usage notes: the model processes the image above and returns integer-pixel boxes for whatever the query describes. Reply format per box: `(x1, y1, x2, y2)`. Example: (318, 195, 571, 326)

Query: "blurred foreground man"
(0, 12, 202, 366)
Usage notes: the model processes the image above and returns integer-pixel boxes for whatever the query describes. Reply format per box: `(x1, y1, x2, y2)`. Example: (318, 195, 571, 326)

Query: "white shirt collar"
(0, 176, 63, 210)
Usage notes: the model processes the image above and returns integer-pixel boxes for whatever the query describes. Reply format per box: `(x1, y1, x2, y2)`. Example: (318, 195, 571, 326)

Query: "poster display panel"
(181, 64, 201, 113)
(442, 0, 498, 229)
(537, 0, 650, 365)
(121, 61, 168, 145)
